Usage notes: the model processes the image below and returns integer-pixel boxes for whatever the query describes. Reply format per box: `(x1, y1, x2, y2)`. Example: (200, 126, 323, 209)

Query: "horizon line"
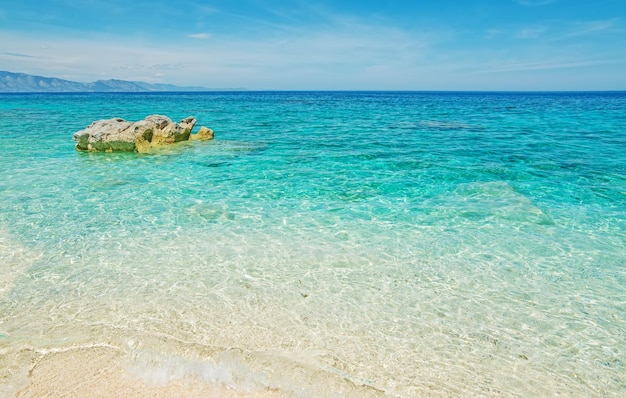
(1, 89, 625, 94)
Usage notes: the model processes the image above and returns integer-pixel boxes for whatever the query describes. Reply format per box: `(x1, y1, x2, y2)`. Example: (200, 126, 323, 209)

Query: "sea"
(0, 91, 624, 397)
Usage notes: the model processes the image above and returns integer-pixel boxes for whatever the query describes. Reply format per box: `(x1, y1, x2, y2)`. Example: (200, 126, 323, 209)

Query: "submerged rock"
(73, 115, 213, 152)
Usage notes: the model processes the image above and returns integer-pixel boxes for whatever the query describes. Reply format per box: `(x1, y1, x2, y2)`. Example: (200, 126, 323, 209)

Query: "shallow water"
(1, 91, 625, 396)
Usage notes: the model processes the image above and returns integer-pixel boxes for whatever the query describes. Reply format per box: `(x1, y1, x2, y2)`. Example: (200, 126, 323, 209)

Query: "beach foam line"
(12, 341, 386, 398)
(16, 345, 281, 398)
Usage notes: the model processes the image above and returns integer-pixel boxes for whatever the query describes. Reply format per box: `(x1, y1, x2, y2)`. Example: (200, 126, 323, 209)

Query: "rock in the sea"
(73, 115, 213, 152)
(190, 126, 214, 141)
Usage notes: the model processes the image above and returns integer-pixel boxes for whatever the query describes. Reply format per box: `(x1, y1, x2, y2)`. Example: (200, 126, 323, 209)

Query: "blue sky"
(1, 0, 624, 90)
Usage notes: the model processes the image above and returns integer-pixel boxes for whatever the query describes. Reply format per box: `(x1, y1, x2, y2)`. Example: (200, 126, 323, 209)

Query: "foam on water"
(1, 92, 625, 396)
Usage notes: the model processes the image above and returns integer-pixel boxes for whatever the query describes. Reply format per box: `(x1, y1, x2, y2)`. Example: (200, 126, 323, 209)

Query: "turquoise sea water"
(0, 91, 625, 396)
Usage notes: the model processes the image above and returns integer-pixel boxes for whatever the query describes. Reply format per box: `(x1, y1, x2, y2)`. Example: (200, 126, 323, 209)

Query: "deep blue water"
(1, 91, 625, 396)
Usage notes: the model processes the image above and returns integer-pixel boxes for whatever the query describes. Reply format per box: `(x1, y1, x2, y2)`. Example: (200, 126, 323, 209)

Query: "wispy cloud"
(484, 28, 503, 39)
(188, 32, 211, 39)
(515, 26, 546, 39)
(115, 63, 186, 71)
(1, 51, 39, 58)
(192, 4, 217, 15)
(484, 59, 610, 73)
(502, 18, 618, 42)
(515, 0, 557, 6)
(559, 18, 618, 38)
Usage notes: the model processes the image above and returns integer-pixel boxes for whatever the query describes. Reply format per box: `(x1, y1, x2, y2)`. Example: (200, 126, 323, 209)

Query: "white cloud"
(515, 26, 546, 39)
(485, 29, 503, 39)
(481, 59, 611, 73)
(2, 51, 40, 58)
(515, 0, 557, 6)
(559, 19, 618, 38)
(188, 33, 211, 39)
(193, 5, 217, 15)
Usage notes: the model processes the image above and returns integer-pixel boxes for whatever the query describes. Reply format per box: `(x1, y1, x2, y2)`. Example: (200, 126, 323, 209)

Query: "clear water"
(0, 92, 625, 396)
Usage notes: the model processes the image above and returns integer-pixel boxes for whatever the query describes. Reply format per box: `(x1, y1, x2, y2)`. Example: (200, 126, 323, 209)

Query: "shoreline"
(10, 343, 385, 398)
(15, 345, 280, 398)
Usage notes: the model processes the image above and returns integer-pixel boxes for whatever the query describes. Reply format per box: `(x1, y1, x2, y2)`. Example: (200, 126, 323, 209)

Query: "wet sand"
(16, 346, 282, 398)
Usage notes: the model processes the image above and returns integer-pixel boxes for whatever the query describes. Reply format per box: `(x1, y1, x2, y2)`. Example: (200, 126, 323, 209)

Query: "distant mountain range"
(0, 71, 242, 92)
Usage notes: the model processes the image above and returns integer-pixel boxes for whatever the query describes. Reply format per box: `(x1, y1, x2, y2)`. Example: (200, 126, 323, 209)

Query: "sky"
(0, 0, 625, 90)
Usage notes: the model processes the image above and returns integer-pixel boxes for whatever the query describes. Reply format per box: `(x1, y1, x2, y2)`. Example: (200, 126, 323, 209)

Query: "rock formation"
(73, 115, 213, 152)
(190, 126, 214, 141)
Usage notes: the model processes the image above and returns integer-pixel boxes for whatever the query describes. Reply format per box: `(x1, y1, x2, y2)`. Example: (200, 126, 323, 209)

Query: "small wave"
(387, 120, 482, 131)
(418, 120, 478, 130)
(127, 347, 386, 397)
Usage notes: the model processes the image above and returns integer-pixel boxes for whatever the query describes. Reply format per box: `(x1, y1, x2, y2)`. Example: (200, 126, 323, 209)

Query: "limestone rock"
(190, 126, 214, 141)
(73, 115, 200, 152)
